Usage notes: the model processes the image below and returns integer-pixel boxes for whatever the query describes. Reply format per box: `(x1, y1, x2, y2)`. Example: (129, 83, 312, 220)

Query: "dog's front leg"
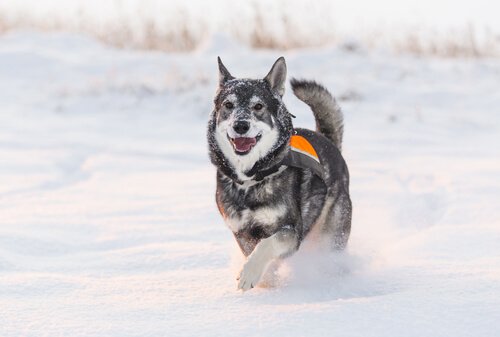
(238, 227, 299, 291)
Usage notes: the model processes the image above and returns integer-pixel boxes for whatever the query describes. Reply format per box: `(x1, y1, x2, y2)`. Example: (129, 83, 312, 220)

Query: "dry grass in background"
(0, 0, 499, 57)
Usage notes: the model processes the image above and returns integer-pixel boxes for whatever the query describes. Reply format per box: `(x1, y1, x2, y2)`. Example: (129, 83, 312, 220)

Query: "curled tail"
(290, 79, 344, 151)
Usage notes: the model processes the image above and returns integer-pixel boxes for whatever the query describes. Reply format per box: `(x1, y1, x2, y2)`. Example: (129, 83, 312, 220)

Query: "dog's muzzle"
(227, 120, 261, 155)
(233, 120, 250, 135)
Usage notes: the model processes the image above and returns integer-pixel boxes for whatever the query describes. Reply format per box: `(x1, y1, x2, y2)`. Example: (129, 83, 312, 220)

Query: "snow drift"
(0, 31, 499, 336)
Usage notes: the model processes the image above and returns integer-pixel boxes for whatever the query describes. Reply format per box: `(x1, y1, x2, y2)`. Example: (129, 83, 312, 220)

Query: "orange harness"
(289, 135, 320, 164)
(252, 133, 325, 182)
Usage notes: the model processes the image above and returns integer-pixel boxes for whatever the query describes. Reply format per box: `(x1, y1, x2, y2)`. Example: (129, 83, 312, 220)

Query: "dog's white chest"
(224, 205, 287, 233)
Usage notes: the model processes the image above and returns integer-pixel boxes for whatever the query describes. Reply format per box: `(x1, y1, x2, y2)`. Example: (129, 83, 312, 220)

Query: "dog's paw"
(237, 259, 264, 291)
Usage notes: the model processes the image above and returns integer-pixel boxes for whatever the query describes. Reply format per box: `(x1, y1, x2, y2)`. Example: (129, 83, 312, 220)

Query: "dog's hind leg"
(320, 191, 352, 250)
(238, 228, 299, 291)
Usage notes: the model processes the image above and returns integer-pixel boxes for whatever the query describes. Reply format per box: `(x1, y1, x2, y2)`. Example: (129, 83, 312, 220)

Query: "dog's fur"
(207, 57, 352, 290)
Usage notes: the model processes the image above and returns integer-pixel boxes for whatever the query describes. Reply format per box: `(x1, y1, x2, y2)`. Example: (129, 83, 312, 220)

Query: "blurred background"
(1, 0, 500, 56)
(0, 1, 499, 337)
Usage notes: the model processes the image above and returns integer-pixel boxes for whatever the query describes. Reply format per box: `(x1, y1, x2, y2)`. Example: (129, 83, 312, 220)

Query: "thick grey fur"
(207, 57, 352, 288)
(290, 79, 344, 151)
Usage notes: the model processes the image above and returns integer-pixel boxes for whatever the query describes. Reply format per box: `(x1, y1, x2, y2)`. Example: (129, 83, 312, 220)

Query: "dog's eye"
(254, 103, 263, 111)
(224, 101, 234, 109)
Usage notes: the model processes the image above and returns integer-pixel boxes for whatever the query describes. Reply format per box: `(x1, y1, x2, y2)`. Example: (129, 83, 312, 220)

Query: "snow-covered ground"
(0, 31, 499, 336)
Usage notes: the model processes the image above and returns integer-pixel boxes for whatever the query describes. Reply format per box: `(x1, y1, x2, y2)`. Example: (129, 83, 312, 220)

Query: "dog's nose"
(233, 120, 250, 135)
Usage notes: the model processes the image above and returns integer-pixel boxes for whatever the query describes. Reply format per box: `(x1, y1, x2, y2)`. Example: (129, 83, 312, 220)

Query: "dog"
(207, 57, 352, 291)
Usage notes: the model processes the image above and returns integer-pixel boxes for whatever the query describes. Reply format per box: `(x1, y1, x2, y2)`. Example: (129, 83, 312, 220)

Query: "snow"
(1, 31, 499, 336)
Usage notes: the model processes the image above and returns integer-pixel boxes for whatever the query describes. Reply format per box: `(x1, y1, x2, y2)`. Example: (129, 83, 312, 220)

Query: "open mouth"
(229, 134, 261, 155)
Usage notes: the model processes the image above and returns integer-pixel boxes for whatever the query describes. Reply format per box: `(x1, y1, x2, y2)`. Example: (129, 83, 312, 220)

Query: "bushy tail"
(290, 79, 344, 151)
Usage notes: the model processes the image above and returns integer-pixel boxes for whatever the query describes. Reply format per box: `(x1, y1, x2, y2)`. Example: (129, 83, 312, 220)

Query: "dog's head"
(208, 57, 293, 181)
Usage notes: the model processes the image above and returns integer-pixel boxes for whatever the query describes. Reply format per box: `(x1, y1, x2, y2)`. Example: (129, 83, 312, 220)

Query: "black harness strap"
(249, 134, 325, 183)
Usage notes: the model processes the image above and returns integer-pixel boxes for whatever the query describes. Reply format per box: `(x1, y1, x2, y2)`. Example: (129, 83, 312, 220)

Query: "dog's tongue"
(232, 137, 257, 153)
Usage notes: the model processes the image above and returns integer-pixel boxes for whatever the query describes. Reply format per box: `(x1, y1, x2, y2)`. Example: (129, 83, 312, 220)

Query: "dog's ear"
(264, 57, 287, 96)
(218, 57, 234, 86)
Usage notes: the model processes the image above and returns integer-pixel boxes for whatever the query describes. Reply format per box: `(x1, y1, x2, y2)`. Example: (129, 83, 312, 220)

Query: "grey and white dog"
(207, 57, 352, 291)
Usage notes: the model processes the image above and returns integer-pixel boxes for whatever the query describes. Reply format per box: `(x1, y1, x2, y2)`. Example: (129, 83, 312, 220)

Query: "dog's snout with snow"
(232, 120, 250, 135)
